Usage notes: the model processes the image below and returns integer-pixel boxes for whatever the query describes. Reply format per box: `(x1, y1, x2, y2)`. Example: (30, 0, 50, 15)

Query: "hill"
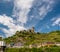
(4, 28, 60, 46)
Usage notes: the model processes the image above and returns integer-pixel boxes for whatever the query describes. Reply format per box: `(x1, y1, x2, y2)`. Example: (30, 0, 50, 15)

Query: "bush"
(5, 46, 60, 52)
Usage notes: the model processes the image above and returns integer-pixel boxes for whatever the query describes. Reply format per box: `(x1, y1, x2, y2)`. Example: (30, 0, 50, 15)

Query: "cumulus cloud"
(0, 14, 25, 37)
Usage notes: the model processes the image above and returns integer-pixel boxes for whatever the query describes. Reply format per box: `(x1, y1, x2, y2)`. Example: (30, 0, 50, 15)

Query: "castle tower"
(28, 27, 35, 33)
(31, 27, 35, 33)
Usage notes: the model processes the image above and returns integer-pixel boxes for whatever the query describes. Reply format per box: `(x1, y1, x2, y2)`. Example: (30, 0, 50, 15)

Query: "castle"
(28, 27, 35, 33)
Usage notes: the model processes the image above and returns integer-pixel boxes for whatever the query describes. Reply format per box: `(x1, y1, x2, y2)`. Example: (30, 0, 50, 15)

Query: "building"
(0, 36, 6, 52)
(28, 27, 35, 33)
(31, 27, 35, 33)
(0, 41, 6, 52)
(55, 42, 60, 46)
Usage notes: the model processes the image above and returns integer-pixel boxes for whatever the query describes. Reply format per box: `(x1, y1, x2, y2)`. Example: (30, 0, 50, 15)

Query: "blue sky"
(0, 0, 60, 37)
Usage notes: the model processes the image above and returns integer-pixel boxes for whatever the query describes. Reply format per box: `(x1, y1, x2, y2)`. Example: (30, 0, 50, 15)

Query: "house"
(36, 42, 55, 47)
(0, 41, 6, 52)
(55, 42, 60, 46)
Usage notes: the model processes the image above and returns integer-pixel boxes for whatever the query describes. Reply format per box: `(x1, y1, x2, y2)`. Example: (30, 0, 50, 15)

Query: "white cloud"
(0, 14, 25, 37)
(39, 0, 54, 19)
(0, 14, 14, 28)
(1, 26, 25, 37)
(0, 0, 55, 37)
(13, 0, 34, 24)
(39, 5, 47, 19)
(52, 17, 60, 26)
(13, 0, 55, 24)
(0, 0, 34, 37)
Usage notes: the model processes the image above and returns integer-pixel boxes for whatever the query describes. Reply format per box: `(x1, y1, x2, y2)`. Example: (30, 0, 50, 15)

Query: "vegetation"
(5, 46, 60, 52)
(3, 29, 60, 52)
(4, 30, 60, 45)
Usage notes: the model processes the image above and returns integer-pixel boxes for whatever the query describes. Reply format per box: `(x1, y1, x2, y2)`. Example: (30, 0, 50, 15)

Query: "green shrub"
(5, 46, 60, 52)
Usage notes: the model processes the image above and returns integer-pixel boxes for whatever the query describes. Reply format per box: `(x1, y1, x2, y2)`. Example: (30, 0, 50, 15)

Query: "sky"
(0, 0, 60, 37)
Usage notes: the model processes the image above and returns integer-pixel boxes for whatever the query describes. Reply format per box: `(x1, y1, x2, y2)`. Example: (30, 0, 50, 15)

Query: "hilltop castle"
(19, 27, 35, 33)
(28, 27, 35, 33)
